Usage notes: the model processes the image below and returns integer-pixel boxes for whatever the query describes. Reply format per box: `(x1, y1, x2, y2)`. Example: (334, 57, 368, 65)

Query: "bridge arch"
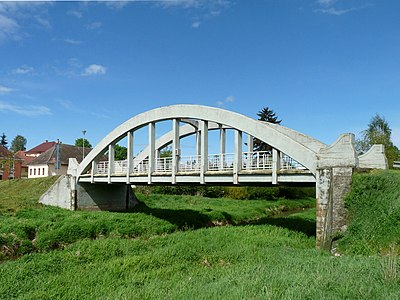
(77, 105, 324, 179)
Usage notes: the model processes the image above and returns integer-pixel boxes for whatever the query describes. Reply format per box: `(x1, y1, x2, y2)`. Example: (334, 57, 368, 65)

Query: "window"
(43, 168, 45, 176)
(38, 168, 40, 176)
(34, 169, 36, 176)
(30, 169, 32, 176)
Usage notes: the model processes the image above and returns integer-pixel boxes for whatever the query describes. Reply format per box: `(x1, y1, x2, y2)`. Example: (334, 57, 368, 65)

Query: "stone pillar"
(148, 122, 155, 184)
(316, 133, 357, 249)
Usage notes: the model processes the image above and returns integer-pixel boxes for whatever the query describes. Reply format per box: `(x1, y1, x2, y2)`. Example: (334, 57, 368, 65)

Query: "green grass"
(338, 170, 400, 255)
(1, 176, 400, 299)
(1, 224, 399, 299)
(0, 176, 58, 215)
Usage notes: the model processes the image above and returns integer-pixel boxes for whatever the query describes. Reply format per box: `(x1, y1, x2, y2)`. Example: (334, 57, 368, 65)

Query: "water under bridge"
(41, 105, 388, 248)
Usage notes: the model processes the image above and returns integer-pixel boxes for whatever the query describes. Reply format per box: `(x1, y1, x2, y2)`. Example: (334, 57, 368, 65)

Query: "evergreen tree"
(0, 132, 7, 149)
(253, 107, 282, 152)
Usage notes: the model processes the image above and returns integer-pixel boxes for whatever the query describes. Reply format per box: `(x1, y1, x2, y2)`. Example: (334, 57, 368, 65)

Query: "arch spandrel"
(77, 105, 323, 177)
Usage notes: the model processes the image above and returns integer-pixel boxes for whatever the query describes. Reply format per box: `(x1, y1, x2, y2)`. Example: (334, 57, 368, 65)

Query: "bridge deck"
(79, 169, 315, 185)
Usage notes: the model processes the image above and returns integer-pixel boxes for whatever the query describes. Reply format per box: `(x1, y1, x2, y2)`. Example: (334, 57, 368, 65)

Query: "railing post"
(126, 131, 133, 184)
(246, 134, 253, 170)
(200, 120, 208, 184)
(272, 148, 280, 184)
(91, 160, 96, 183)
(234, 130, 242, 184)
(108, 144, 115, 184)
(172, 118, 180, 184)
(219, 125, 226, 171)
(148, 122, 155, 184)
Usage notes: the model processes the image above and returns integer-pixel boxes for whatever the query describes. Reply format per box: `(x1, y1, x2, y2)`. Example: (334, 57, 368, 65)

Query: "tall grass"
(338, 170, 400, 255)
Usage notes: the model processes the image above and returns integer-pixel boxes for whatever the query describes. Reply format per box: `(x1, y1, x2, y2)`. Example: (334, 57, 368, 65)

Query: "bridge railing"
(179, 155, 201, 172)
(242, 151, 272, 170)
(93, 151, 306, 175)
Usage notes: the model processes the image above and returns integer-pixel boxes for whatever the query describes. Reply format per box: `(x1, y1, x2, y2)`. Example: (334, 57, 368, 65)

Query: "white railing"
(179, 155, 201, 172)
(93, 151, 307, 175)
(242, 151, 272, 170)
(208, 153, 234, 171)
(156, 157, 173, 173)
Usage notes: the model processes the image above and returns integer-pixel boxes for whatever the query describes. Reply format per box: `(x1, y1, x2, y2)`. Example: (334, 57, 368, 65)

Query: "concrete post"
(219, 125, 226, 171)
(200, 120, 208, 184)
(148, 122, 155, 184)
(107, 144, 115, 184)
(272, 148, 280, 185)
(126, 131, 133, 183)
(246, 134, 253, 170)
(234, 130, 242, 184)
(172, 118, 180, 184)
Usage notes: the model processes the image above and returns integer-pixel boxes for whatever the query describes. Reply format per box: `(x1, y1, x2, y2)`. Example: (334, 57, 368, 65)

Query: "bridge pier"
(315, 134, 357, 249)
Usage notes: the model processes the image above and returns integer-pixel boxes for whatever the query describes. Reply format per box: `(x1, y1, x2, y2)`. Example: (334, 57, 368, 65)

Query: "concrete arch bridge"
(41, 105, 387, 248)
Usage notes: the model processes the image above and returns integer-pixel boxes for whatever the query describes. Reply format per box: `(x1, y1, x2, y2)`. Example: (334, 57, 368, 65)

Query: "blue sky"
(1, 0, 400, 154)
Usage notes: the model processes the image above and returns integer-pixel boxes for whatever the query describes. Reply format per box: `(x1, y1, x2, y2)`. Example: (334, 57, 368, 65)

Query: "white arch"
(77, 105, 324, 177)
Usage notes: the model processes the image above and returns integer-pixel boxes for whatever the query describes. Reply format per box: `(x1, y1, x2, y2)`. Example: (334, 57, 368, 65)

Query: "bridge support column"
(233, 130, 242, 184)
(172, 118, 180, 184)
(316, 167, 352, 249)
(200, 120, 208, 184)
(315, 134, 357, 249)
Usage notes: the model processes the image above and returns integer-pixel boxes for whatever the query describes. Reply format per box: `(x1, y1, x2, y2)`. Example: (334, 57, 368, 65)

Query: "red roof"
(26, 141, 57, 155)
(15, 151, 36, 167)
(0, 145, 11, 157)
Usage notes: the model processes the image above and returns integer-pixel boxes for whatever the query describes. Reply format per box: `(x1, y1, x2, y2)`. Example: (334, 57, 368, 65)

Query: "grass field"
(1, 172, 399, 299)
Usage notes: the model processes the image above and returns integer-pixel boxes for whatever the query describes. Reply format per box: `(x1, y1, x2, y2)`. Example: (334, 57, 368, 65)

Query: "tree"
(75, 138, 92, 148)
(356, 114, 400, 168)
(253, 107, 282, 152)
(10, 135, 27, 152)
(1, 133, 7, 149)
(115, 144, 127, 160)
(159, 146, 173, 158)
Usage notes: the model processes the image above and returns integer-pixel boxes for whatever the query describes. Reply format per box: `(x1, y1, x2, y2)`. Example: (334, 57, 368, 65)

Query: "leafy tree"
(253, 107, 282, 152)
(160, 146, 173, 158)
(75, 138, 92, 148)
(10, 135, 27, 152)
(115, 144, 127, 160)
(1, 133, 7, 149)
(356, 114, 400, 168)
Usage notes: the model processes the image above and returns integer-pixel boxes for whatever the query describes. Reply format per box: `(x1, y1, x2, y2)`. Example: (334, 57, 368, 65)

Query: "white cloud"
(105, 1, 130, 10)
(216, 95, 234, 107)
(314, 0, 366, 16)
(13, 65, 35, 75)
(315, 6, 359, 15)
(63, 38, 82, 45)
(67, 9, 83, 19)
(82, 64, 107, 76)
(192, 21, 201, 28)
(86, 22, 102, 30)
(0, 101, 51, 117)
(0, 85, 13, 94)
(225, 95, 234, 102)
(0, 14, 19, 42)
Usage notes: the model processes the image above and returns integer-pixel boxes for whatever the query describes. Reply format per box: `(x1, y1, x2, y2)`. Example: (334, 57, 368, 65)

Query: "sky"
(1, 0, 400, 155)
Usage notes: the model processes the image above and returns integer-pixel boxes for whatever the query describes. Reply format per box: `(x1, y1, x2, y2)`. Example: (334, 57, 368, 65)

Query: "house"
(0, 145, 22, 180)
(9, 140, 56, 179)
(28, 142, 90, 178)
